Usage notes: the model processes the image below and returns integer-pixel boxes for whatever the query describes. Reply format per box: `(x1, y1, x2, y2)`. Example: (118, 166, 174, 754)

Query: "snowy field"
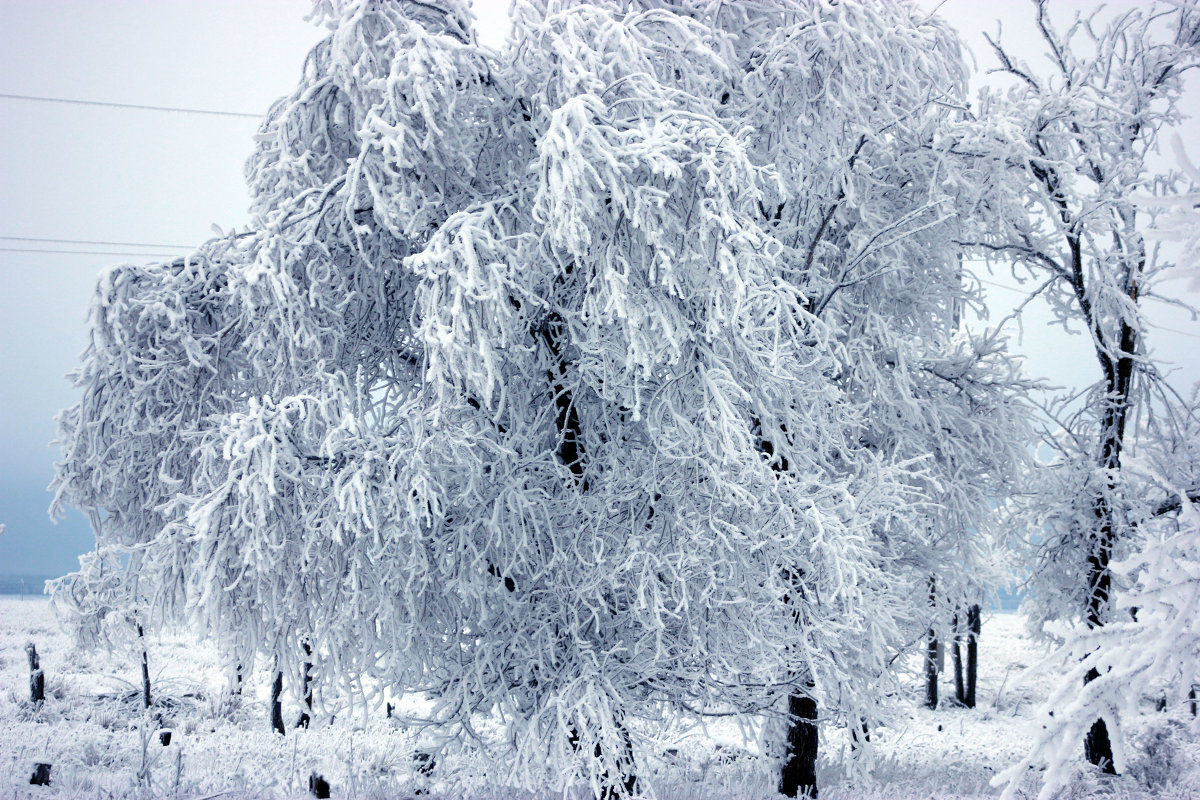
(1, 596, 1196, 800)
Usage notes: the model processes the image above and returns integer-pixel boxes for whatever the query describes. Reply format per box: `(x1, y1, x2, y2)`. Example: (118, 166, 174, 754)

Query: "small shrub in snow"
(1127, 718, 1184, 792)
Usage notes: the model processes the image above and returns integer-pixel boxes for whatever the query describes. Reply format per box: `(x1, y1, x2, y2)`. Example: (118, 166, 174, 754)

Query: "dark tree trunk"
(543, 313, 638, 798)
(1080, 316, 1135, 774)
(1188, 686, 1197, 718)
(849, 717, 869, 757)
(759, 425, 818, 798)
(297, 641, 313, 729)
(25, 642, 45, 705)
(952, 611, 965, 705)
(1022, 129, 1153, 770)
(602, 722, 638, 800)
(541, 311, 585, 484)
(271, 669, 285, 736)
(924, 634, 939, 710)
(137, 624, 151, 709)
(568, 718, 638, 800)
(779, 684, 818, 798)
(1084, 688, 1115, 772)
(1084, 487, 1118, 774)
(965, 604, 980, 709)
(1028, 108, 1144, 777)
(776, 560, 817, 798)
(924, 578, 938, 710)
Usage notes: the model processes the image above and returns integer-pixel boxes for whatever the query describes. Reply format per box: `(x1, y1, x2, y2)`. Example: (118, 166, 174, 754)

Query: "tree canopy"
(68, 1, 1200, 797)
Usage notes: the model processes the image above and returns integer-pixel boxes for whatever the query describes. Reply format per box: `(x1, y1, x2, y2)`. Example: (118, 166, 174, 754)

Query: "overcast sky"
(0, 0, 1197, 579)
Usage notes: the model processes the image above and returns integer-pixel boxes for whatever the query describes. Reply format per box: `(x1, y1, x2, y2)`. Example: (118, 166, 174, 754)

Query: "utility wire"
(1147, 322, 1200, 341)
(0, 235, 193, 250)
(0, 92, 261, 119)
(0, 247, 176, 258)
(975, 276, 1030, 296)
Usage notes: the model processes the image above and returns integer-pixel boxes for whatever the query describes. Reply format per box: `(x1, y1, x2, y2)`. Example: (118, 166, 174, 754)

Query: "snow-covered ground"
(1, 596, 1196, 799)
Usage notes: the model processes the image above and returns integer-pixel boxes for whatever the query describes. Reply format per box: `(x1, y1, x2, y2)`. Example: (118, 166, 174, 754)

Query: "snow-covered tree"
(725, 0, 1032, 768)
(50, 239, 288, 697)
(995, 451, 1200, 800)
(50, 541, 157, 708)
(52, 1, 1030, 796)
(954, 0, 1200, 773)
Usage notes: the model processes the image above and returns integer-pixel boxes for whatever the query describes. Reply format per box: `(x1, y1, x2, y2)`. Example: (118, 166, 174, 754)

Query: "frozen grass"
(2, 596, 1196, 799)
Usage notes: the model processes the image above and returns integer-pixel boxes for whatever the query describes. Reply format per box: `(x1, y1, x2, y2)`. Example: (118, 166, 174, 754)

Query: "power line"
(0, 92, 261, 119)
(0, 247, 176, 258)
(974, 276, 1030, 296)
(1147, 322, 1200, 341)
(0, 235, 193, 250)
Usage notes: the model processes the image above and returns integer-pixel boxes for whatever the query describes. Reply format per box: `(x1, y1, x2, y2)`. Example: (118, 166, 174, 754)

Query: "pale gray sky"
(0, 0, 1196, 578)
(0, 0, 328, 575)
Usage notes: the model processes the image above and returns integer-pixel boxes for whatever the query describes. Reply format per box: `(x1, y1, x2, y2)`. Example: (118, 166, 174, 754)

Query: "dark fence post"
(30, 763, 52, 786)
(137, 624, 151, 709)
(26, 642, 45, 705)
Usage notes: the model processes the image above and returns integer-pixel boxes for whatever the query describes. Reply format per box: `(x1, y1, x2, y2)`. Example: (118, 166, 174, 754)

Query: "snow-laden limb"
(994, 466, 1200, 800)
(1139, 134, 1200, 290)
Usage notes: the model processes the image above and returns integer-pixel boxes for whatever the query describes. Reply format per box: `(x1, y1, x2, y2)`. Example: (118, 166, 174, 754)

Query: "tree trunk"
(1084, 489, 1117, 773)
(271, 669, 285, 736)
(924, 578, 938, 710)
(849, 717, 869, 757)
(924, 633, 939, 710)
(29, 763, 51, 786)
(568, 717, 638, 800)
(1084, 686, 1115, 772)
(544, 312, 637, 798)
(1032, 147, 1140, 774)
(965, 604, 980, 709)
(779, 683, 818, 798)
(601, 722, 638, 800)
(1024, 132, 1141, 776)
(1081, 316, 1135, 774)
(297, 641, 313, 729)
(309, 772, 331, 798)
(541, 311, 585, 484)
(138, 624, 151, 709)
(952, 611, 965, 705)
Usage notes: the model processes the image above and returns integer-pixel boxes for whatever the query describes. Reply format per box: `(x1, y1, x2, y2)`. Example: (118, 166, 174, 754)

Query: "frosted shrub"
(1127, 718, 1184, 792)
